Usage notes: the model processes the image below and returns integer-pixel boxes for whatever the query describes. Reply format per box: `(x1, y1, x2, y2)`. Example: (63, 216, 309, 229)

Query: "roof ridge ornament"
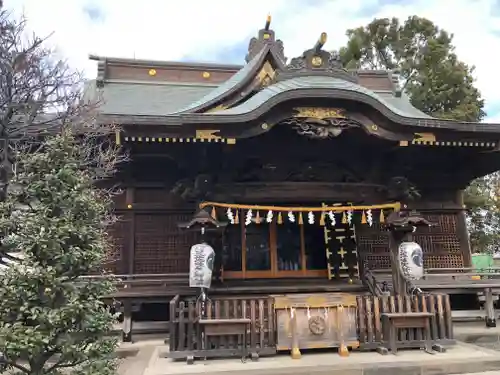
(245, 14, 286, 64)
(283, 33, 358, 83)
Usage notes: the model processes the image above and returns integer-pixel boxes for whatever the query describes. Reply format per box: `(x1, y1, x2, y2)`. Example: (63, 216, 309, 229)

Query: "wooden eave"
(101, 86, 500, 139)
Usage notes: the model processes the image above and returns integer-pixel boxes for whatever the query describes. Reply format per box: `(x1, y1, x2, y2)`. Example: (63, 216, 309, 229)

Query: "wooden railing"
(81, 273, 189, 285)
(356, 294, 454, 350)
(168, 295, 276, 363)
(362, 269, 387, 296)
(419, 268, 500, 287)
(79, 273, 191, 298)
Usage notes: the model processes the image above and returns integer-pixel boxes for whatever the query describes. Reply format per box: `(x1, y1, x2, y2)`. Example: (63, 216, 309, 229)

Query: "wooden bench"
(198, 318, 252, 362)
(381, 312, 433, 354)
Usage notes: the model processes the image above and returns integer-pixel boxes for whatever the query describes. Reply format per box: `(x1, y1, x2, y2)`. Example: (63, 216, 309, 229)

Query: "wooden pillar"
(121, 187, 135, 342)
(388, 233, 407, 296)
(456, 190, 472, 267)
(124, 187, 135, 275)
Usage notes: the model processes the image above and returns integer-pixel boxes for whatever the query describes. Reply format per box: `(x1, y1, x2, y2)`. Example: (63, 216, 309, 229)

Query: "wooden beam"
(211, 182, 387, 203)
(125, 187, 135, 275)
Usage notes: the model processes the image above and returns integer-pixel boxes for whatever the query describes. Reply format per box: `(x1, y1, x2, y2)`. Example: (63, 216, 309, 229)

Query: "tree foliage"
(338, 16, 497, 252)
(0, 7, 124, 375)
(464, 175, 500, 253)
(0, 8, 90, 200)
(339, 16, 485, 122)
(0, 129, 121, 375)
(0, 6, 98, 270)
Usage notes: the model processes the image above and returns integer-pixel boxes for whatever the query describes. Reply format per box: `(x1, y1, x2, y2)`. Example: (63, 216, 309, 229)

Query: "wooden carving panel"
(356, 213, 464, 270)
(134, 213, 196, 274)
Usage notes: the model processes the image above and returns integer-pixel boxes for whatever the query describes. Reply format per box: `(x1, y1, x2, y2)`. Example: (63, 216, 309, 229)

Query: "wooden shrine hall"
(88, 16, 500, 360)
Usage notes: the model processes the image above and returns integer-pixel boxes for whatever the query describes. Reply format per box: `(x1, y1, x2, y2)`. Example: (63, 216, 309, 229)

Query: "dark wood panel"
(134, 213, 197, 274)
(212, 182, 386, 203)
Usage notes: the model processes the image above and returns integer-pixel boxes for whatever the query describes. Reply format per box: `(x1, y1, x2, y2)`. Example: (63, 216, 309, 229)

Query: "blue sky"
(7, 0, 500, 122)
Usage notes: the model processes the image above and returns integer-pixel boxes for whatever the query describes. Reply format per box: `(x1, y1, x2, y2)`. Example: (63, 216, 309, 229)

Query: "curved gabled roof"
(170, 47, 269, 114)
(208, 75, 431, 120)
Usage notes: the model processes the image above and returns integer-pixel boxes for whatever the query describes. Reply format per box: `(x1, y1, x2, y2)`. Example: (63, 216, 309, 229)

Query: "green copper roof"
(208, 76, 431, 119)
(171, 47, 268, 114)
(95, 81, 216, 116)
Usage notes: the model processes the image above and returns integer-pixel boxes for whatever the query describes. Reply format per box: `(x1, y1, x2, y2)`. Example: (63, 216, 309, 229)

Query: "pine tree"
(0, 128, 121, 375)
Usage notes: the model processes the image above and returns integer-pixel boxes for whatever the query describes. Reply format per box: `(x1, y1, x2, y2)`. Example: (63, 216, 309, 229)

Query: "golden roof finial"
(320, 32, 328, 45)
(264, 14, 271, 31)
(313, 32, 328, 53)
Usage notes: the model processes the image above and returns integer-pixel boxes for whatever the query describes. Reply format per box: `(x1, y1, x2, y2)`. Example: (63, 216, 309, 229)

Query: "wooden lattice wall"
(132, 187, 197, 274)
(357, 212, 465, 270)
(134, 213, 195, 273)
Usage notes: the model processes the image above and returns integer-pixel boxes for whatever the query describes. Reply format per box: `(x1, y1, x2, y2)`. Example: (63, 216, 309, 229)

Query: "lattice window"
(413, 234, 461, 254)
(424, 254, 463, 269)
(356, 212, 464, 270)
(362, 254, 391, 269)
(418, 214, 458, 234)
(134, 213, 197, 274)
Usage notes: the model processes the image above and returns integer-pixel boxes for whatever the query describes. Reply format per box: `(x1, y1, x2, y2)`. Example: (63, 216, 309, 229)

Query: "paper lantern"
(398, 241, 424, 281)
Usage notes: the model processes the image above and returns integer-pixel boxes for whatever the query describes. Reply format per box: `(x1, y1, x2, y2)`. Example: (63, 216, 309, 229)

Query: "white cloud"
(6, 0, 500, 122)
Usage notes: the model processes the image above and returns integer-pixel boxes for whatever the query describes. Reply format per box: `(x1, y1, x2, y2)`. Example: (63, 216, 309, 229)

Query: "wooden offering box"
(273, 293, 359, 357)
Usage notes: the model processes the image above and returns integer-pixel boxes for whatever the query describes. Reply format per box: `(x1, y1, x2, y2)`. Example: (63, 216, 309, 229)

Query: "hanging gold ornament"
(255, 211, 261, 224)
(361, 210, 367, 224)
(277, 212, 283, 224)
(211, 207, 217, 220)
(298, 212, 304, 225)
(341, 212, 347, 224)
(379, 210, 385, 223)
(234, 210, 239, 224)
(319, 212, 326, 226)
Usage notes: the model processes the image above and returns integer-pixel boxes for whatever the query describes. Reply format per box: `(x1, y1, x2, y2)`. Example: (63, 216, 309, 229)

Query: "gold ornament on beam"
(255, 211, 261, 224)
(277, 212, 283, 224)
(320, 212, 326, 226)
(293, 107, 346, 120)
(298, 212, 304, 225)
(234, 210, 239, 225)
(361, 211, 367, 224)
(379, 210, 385, 223)
(211, 207, 217, 220)
(342, 212, 347, 224)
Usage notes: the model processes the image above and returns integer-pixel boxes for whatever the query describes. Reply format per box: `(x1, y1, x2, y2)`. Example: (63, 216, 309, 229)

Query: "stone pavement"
(114, 324, 500, 375)
(116, 338, 500, 375)
(454, 321, 500, 351)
